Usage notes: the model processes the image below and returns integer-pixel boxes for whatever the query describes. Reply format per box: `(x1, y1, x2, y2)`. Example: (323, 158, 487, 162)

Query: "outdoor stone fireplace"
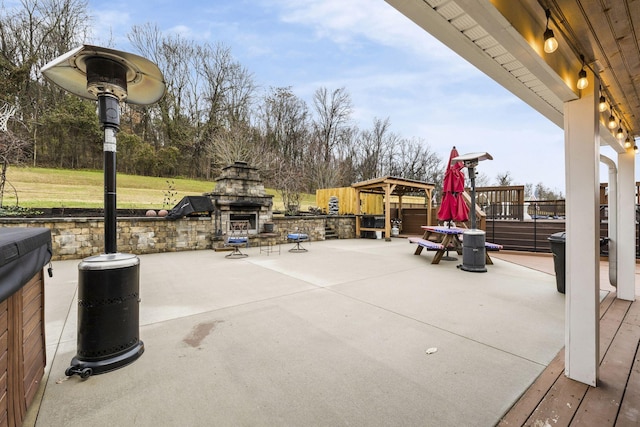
(206, 161, 274, 236)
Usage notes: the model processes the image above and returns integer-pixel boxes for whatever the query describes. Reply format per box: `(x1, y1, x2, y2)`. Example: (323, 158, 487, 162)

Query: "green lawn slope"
(3, 167, 315, 211)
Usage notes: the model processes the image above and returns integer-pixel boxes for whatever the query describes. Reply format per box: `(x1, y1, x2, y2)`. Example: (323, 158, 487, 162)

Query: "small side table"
(259, 240, 281, 255)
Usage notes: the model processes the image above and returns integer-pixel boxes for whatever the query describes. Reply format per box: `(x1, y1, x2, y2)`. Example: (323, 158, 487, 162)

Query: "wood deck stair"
(498, 292, 640, 426)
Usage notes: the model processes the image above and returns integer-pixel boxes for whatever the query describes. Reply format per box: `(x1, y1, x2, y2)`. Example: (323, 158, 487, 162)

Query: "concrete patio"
(28, 238, 576, 426)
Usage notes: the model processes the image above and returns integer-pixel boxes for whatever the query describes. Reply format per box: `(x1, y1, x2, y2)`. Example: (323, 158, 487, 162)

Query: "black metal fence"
(483, 201, 640, 256)
(482, 200, 566, 221)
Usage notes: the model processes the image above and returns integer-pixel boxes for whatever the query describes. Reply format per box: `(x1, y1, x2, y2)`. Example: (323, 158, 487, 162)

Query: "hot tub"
(0, 227, 51, 427)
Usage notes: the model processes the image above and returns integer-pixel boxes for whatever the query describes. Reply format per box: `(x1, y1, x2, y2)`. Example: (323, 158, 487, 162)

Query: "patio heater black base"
(66, 342, 144, 378)
(67, 253, 144, 377)
(459, 229, 487, 273)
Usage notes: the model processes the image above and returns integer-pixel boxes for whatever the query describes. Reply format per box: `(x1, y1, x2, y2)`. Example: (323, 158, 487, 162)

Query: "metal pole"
(98, 94, 120, 254)
(468, 165, 477, 229)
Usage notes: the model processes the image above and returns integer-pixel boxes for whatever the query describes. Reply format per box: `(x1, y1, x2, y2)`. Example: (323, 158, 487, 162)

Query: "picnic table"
(409, 225, 502, 265)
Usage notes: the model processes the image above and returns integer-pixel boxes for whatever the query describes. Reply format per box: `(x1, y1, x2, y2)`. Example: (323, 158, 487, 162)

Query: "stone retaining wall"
(0, 215, 356, 260)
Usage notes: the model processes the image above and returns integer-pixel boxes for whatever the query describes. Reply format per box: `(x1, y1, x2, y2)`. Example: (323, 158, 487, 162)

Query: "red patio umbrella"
(437, 146, 469, 225)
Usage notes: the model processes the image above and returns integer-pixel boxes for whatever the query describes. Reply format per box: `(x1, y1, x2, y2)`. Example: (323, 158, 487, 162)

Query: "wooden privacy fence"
(316, 187, 427, 215)
(316, 187, 383, 214)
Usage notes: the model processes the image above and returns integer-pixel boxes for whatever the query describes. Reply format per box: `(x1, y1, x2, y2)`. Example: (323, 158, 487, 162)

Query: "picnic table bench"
(408, 237, 444, 251)
(483, 241, 503, 265)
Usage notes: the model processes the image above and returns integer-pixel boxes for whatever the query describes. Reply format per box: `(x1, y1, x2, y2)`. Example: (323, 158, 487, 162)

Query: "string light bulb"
(616, 124, 625, 140)
(577, 70, 588, 89)
(608, 111, 617, 129)
(577, 63, 588, 91)
(634, 145, 638, 154)
(543, 9, 558, 53)
(598, 91, 607, 112)
(624, 136, 632, 149)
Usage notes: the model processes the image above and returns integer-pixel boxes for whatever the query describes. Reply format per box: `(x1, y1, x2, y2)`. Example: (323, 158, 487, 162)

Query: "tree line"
(0, 0, 561, 211)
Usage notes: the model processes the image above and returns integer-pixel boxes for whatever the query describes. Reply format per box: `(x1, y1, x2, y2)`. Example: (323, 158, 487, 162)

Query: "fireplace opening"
(230, 213, 257, 232)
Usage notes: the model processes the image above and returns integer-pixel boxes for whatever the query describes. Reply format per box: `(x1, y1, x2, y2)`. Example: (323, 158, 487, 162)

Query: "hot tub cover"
(0, 228, 52, 302)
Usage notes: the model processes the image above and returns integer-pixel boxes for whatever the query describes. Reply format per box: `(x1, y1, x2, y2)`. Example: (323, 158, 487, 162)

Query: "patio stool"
(287, 232, 309, 253)
(225, 236, 249, 258)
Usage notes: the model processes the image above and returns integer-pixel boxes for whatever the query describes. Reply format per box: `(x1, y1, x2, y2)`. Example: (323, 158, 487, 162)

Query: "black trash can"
(548, 232, 566, 293)
(599, 237, 609, 256)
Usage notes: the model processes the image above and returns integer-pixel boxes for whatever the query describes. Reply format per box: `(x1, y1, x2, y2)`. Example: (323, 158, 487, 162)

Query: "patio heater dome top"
(451, 152, 493, 167)
(41, 44, 166, 105)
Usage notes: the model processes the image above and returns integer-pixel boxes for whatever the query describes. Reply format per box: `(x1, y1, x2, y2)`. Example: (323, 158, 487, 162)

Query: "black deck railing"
(482, 200, 566, 221)
(483, 201, 640, 257)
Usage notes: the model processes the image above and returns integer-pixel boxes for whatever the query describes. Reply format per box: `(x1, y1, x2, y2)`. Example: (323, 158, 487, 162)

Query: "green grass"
(3, 167, 315, 211)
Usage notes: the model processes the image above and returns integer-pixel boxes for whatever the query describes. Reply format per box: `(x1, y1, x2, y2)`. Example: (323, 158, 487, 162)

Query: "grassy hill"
(3, 167, 315, 211)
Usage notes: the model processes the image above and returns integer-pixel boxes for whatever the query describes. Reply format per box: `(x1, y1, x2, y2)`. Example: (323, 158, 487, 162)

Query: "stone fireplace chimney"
(206, 162, 274, 236)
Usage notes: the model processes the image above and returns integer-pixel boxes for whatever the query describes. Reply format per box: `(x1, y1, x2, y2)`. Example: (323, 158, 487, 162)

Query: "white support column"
(563, 72, 600, 386)
(617, 150, 636, 301)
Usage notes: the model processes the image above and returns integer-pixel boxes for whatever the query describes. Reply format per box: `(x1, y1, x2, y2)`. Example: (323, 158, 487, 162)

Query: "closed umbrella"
(438, 146, 469, 225)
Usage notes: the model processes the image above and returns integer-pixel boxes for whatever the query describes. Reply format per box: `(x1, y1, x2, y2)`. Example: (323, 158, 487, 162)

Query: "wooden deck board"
(570, 322, 640, 425)
(623, 297, 640, 327)
(600, 292, 617, 317)
(599, 299, 633, 361)
(499, 294, 640, 427)
(497, 349, 565, 426)
(524, 374, 588, 426)
(616, 343, 640, 426)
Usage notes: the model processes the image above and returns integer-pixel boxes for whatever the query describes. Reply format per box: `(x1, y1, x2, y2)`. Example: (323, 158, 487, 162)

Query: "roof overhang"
(385, 0, 639, 153)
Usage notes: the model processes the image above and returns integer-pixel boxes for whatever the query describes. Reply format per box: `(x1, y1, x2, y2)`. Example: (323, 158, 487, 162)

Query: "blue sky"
(83, 0, 613, 193)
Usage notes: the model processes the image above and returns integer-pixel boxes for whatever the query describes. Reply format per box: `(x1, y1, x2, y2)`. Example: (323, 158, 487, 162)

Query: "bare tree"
(271, 159, 304, 215)
(1, 0, 91, 165)
(495, 171, 513, 186)
(129, 25, 258, 177)
(213, 122, 266, 169)
(353, 117, 400, 180)
(128, 24, 197, 153)
(389, 138, 441, 181)
(259, 86, 309, 163)
(474, 171, 491, 188)
(529, 182, 563, 200)
(0, 129, 31, 207)
(312, 87, 352, 164)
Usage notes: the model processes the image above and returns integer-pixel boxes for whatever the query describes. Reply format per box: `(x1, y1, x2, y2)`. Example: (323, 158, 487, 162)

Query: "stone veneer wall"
(0, 215, 356, 261)
(326, 216, 356, 239)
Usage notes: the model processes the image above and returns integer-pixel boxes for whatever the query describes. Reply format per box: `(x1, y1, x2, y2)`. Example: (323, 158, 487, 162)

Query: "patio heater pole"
(99, 92, 119, 254)
(41, 45, 165, 377)
(468, 163, 478, 230)
(451, 152, 493, 273)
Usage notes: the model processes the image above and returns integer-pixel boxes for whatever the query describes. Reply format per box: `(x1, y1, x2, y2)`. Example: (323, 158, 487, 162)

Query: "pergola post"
(563, 70, 600, 386)
(354, 187, 362, 237)
(385, 184, 395, 241)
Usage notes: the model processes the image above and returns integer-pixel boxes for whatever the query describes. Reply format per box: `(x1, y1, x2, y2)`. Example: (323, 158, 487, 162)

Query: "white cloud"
(87, 9, 132, 46)
(272, 0, 452, 58)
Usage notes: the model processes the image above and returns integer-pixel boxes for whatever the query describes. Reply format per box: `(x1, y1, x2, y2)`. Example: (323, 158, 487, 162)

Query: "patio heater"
(451, 152, 493, 273)
(41, 45, 165, 377)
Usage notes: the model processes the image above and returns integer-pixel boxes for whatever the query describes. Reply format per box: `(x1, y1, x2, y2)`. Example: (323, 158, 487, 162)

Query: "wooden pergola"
(352, 176, 435, 241)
